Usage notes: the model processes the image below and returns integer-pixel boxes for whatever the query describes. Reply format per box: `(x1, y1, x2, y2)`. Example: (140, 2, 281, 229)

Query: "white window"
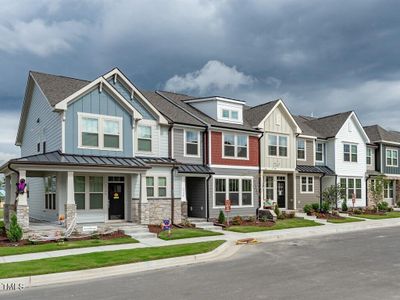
(44, 176, 56, 210)
(146, 176, 167, 198)
(223, 134, 248, 159)
(74, 175, 104, 210)
(185, 130, 200, 157)
(344, 144, 357, 162)
(264, 176, 274, 201)
(268, 134, 288, 157)
(384, 181, 394, 199)
(300, 176, 314, 193)
(138, 125, 152, 152)
(340, 178, 362, 200)
(214, 177, 253, 207)
(366, 148, 373, 165)
(297, 139, 306, 160)
(79, 113, 122, 150)
(316, 142, 324, 162)
(386, 149, 398, 167)
(221, 109, 240, 121)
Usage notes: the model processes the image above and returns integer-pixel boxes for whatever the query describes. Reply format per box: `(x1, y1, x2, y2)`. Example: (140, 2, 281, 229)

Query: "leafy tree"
(7, 214, 23, 242)
(369, 175, 387, 207)
(322, 184, 341, 211)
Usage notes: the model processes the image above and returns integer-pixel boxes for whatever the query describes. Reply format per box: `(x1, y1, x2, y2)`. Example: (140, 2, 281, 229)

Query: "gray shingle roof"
(363, 125, 400, 143)
(243, 100, 279, 127)
(293, 116, 321, 137)
(296, 165, 336, 176)
(30, 71, 90, 106)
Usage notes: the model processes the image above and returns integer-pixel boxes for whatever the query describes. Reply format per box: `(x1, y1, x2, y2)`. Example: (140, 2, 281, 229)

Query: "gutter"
(319, 173, 326, 210)
(257, 131, 264, 214)
(206, 174, 212, 221)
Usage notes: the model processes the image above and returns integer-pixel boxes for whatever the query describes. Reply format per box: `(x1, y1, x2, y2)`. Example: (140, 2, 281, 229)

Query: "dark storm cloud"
(1, 0, 400, 160)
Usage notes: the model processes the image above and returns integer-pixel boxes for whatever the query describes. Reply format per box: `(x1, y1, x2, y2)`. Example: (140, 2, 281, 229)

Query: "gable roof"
(364, 124, 400, 144)
(243, 100, 279, 127)
(293, 115, 320, 137)
(30, 71, 90, 106)
(305, 111, 353, 138)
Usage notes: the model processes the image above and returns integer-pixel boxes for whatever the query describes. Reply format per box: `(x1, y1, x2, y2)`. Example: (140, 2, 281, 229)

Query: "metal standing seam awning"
(296, 165, 336, 176)
(177, 164, 215, 175)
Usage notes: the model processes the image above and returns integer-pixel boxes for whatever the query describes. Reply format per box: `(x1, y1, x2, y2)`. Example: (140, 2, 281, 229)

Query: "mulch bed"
(148, 224, 195, 235)
(348, 210, 386, 216)
(217, 220, 276, 227)
(315, 212, 344, 220)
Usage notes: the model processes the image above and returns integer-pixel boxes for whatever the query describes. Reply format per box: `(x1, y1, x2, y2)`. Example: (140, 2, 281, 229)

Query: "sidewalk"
(1, 216, 400, 264)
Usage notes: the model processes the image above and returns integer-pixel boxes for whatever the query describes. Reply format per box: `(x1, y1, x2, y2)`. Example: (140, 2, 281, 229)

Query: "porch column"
(293, 172, 297, 210)
(16, 170, 29, 230)
(4, 175, 12, 227)
(180, 176, 188, 219)
(139, 173, 149, 224)
(65, 171, 77, 228)
(260, 171, 264, 207)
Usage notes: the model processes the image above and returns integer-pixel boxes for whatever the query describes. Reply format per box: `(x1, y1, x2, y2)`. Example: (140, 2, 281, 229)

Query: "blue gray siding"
(108, 78, 155, 120)
(382, 144, 400, 174)
(173, 127, 204, 164)
(21, 82, 62, 157)
(65, 88, 133, 157)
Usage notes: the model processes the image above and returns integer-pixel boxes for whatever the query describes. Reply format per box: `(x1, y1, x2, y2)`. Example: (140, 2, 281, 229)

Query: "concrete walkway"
(1, 216, 400, 264)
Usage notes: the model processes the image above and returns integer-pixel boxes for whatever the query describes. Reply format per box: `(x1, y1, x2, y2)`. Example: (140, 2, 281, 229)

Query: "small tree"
(322, 184, 341, 211)
(7, 214, 23, 242)
(370, 175, 387, 207)
(218, 210, 226, 224)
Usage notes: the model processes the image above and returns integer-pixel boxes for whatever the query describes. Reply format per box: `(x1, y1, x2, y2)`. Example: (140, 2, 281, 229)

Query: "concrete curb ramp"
(0, 240, 241, 290)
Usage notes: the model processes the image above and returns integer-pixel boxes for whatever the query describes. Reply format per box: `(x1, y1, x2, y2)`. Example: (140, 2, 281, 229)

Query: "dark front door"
(108, 183, 124, 220)
(186, 177, 206, 218)
(277, 180, 286, 208)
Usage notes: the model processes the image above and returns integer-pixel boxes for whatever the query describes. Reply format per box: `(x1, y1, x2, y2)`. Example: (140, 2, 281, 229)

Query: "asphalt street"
(4, 227, 400, 300)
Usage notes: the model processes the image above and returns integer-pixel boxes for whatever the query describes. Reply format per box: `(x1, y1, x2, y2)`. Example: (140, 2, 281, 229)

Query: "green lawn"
(0, 240, 225, 279)
(327, 217, 365, 224)
(226, 218, 322, 233)
(0, 237, 138, 257)
(158, 228, 223, 240)
(355, 211, 400, 220)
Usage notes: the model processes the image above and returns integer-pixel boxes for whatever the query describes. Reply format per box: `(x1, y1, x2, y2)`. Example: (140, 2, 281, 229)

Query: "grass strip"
(227, 217, 322, 233)
(355, 212, 400, 220)
(327, 217, 364, 224)
(158, 228, 223, 240)
(0, 240, 225, 279)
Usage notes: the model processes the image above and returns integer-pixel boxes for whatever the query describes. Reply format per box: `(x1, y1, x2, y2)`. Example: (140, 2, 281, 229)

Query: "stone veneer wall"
(16, 205, 29, 231)
(181, 202, 188, 219)
(396, 180, 400, 206)
(148, 199, 182, 225)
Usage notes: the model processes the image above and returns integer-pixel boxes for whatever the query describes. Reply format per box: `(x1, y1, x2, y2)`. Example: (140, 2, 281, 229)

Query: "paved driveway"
(4, 227, 400, 300)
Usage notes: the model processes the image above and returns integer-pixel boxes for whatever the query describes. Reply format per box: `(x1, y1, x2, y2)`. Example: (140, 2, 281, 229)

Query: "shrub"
(303, 204, 313, 214)
(352, 208, 363, 215)
(341, 200, 348, 212)
(7, 214, 23, 242)
(320, 201, 330, 213)
(260, 215, 269, 222)
(277, 214, 285, 220)
(218, 210, 226, 224)
(311, 203, 320, 212)
(284, 211, 296, 219)
(246, 216, 256, 222)
(388, 206, 394, 212)
(377, 201, 389, 212)
(274, 204, 281, 217)
(232, 216, 243, 225)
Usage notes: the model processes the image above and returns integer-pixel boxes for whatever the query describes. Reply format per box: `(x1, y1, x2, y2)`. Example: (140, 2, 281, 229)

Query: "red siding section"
(211, 131, 259, 166)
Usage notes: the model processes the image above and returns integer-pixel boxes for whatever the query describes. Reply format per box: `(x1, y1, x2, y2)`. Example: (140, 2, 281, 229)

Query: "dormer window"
(221, 109, 240, 121)
(222, 109, 229, 118)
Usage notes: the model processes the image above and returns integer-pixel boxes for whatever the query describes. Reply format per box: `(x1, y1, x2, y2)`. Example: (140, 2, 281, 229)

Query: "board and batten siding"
(261, 105, 297, 170)
(21, 82, 62, 157)
(173, 127, 204, 164)
(296, 138, 314, 166)
(382, 144, 400, 174)
(208, 168, 259, 219)
(107, 78, 156, 120)
(65, 88, 133, 157)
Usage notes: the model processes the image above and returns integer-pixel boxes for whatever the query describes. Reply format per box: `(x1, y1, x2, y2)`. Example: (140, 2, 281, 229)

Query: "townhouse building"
(364, 125, 400, 206)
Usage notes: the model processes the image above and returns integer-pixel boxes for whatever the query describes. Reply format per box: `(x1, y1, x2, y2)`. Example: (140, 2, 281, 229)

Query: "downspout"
(206, 174, 212, 221)
(319, 173, 326, 210)
(171, 165, 178, 225)
(257, 131, 264, 216)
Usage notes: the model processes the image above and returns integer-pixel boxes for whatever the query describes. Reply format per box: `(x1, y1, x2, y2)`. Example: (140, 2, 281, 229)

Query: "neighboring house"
(364, 125, 400, 206)
(294, 112, 370, 207)
(293, 116, 336, 209)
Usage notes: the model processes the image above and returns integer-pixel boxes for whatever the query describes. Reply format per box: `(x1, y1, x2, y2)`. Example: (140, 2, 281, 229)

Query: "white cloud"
(164, 60, 256, 93)
(0, 18, 88, 57)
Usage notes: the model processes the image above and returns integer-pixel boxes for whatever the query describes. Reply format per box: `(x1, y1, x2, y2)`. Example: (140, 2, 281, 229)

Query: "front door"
(108, 182, 124, 220)
(277, 180, 286, 208)
(186, 177, 206, 218)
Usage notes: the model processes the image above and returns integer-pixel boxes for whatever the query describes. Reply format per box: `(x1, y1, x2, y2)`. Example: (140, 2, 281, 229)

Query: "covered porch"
(0, 151, 151, 232)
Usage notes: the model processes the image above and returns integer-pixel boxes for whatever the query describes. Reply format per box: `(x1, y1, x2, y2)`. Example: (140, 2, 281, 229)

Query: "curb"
(0, 240, 241, 290)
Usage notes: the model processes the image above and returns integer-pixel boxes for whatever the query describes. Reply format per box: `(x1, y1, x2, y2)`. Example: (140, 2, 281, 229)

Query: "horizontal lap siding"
(173, 128, 204, 164)
(296, 174, 321, 209)
(28, 178, 57, 221)
(21, 82, 62, 157)
(208, 168, 259, 219)
(65, 88, 133, 157)
(211, 131, 259, 166)
(297, 139, 314, 166)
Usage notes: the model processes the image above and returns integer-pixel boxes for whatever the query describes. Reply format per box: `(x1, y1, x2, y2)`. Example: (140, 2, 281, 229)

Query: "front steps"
(188, 218, 224, 231)
(119, 225, 158, 240)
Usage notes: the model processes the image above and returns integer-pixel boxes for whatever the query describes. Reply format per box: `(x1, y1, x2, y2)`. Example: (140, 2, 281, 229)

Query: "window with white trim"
(343, 144, 357, 162)
(223, 134, 248, 158)
(264, 176, 274, 201)
(74, 175, 104, 210)
(300, 176, 314, 193)
(185, 130, 200, 156)
(221, 109, 239, 121)
(214, 177, 253, 207)
(384, 181, 394, 199)
(366, 148, 373, 165)
(79, 113, 122, 150)
(297, 139, 306, 160)
(268, 134, 288, 157)
(44, 176, 56, 210)
(74, 176, 85, 210)
(146, 176, 168, 198)
(340, 178, 362, 200)
(138, 125, 152, 152)
(386, 149, 398, 167)
(316, 142, 324, 162)
(89, 176, 103, 209)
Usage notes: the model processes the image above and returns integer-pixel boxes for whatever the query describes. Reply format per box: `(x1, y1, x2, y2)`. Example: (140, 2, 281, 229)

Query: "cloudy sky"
(1, 0, 400, 161)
